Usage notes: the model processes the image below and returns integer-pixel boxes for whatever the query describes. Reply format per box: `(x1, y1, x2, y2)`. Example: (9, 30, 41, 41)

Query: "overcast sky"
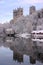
(0, 0, 43, 23)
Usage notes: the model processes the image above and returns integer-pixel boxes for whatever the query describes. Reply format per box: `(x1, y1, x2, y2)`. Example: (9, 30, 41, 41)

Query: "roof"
(6, 28, 13, 31)
(31, 30, 43, 33)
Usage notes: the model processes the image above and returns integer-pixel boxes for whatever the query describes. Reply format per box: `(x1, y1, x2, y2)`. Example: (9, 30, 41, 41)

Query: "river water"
(0, 37, 43, 65)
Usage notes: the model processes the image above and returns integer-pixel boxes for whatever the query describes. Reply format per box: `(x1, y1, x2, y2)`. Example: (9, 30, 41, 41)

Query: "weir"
(15, 33, 31, 39)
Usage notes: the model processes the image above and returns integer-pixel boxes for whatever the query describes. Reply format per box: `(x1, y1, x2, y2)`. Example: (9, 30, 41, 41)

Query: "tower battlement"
(13, 8, 23, 19)
(29, 6, 36, 14)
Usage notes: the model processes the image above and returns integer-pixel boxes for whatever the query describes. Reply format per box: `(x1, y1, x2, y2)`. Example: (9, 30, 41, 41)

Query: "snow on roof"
(6, 28, 13, 31)
(31, 30, 43, 33)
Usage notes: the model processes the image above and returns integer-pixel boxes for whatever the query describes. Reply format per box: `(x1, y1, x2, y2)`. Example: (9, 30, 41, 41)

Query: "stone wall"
(13, 8, 23, 22)
(29, 6, 36, 14)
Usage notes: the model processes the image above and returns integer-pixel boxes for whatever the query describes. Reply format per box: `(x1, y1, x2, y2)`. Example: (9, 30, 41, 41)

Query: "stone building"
(13, 8, 23, 23)
(29, 6, 36, 14)
(10, 6, 43, 33)
(29, 6, 43, 30)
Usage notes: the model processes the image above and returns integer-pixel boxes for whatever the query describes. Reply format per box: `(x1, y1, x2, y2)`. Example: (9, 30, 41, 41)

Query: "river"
(0, 36, 43, 65)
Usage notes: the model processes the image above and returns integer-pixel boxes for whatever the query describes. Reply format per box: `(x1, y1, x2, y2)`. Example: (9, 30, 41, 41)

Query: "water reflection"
(0, 37, 43, 65)
(13, 51, 23, 63)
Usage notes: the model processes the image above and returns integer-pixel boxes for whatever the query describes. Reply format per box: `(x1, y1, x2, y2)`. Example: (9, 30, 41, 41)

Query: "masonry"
(10, 6, 43, 33)
(13, 8, 23, 22)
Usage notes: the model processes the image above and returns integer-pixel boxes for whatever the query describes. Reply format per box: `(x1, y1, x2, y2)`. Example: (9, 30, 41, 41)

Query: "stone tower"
(13, 8, 23, 21)
(29, 6, 36, 14)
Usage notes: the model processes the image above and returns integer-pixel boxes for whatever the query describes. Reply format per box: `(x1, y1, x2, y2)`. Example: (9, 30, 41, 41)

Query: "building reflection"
(30, 56, 36, 64)
(30, 52, 43, 64)
(0, 37, 43, 64)
(37, 53, 43, 63)
(13, 51, 23, 63)
(30, 41, 43, 64)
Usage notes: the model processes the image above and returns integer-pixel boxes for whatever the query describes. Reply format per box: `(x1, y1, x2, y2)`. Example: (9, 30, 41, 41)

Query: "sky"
(0, 0, 43, 23)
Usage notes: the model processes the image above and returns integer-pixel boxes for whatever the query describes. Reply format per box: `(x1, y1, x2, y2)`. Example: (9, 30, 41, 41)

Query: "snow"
(32, 39, 43, 42)
(15, 33, 31, 39)
(32, 30, 43, 33)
